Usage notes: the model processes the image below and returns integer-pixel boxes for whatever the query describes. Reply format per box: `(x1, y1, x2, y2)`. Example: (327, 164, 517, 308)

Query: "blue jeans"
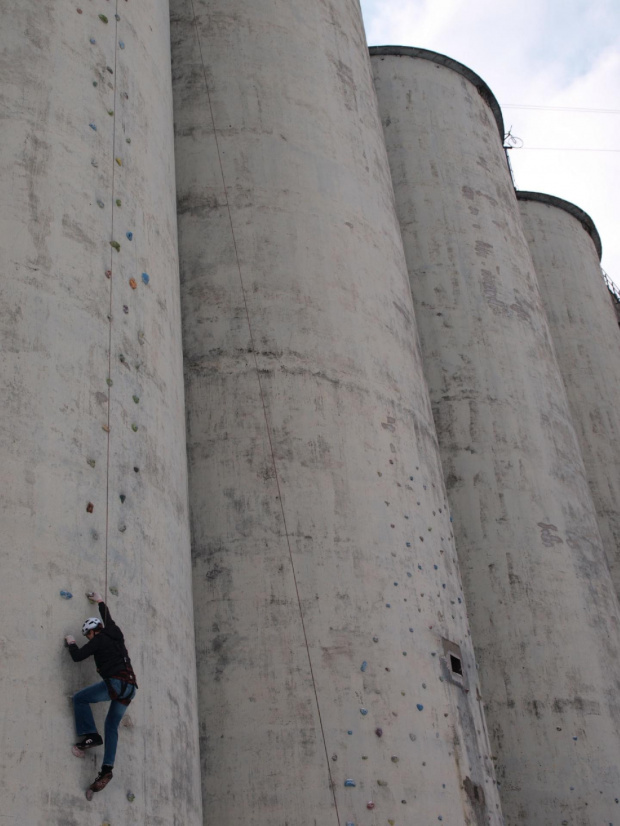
(73, 679, 136, 766)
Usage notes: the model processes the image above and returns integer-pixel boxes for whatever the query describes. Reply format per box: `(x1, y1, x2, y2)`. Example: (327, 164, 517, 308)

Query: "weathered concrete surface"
(372, 47, 620, 825)
(518, 192, 620, 602)
(172, 4, 502, 825)
(0, 3, 202, 824)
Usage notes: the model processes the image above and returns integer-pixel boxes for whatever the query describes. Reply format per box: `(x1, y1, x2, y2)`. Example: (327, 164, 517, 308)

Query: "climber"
(64, 591, 138, 800)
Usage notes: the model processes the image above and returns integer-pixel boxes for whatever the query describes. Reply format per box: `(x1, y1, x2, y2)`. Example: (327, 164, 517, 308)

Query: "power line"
(502, 103, 620, 114)
(518, 146, 620, 153)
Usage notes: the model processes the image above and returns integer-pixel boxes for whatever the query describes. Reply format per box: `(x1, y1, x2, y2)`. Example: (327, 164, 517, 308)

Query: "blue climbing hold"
(89, 123, 97, 130)
(409, 627, 414, 632)
(450, 516, 453, 522)
(344, 779, 356, 787)
(409, 476, 414, 480)
(360, 708, 368, 716)
(418, 564, 422, 570)
(60, 590, 73, 600)
(407, 571, 412, 577)
(406, 541, 411, 547)
(141, 272, 150, 285)
(394, 582, 398, 586)
(386, 604, 391, 608)
(347, 730, 353, 735)
(416, 704, 423, 711)
(126, 231, 133, 241)
(442, 584, 446, 589)
(89, 37, 96, 44)
(458, 597, 462, 603)
(573, 736, 578, 741)
(119, 40, 125, 49)
(434, 564, 438, 570)
(360, 661, 367, 672)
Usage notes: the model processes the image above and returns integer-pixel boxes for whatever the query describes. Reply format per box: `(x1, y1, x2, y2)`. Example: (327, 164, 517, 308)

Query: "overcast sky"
(359, 0, 620, 287)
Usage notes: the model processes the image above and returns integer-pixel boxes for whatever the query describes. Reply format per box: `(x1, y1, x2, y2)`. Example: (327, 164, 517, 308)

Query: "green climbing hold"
(131, 423, 138, 432)
(110, 240, 120, 252)
(107, 109, 114, 116)
(109, 586, 119, 596)
(377, 780, 388, 787)
(93, 81, 98, 87)
(106, 378, 113, 387)
(125, 137, 131, 144)
(132, 395, 139, 404)
(127, 791, 135, 802)
(98, 13, 108, 23)
(87, 459, 96, 468)
(116, 199, 121, 207)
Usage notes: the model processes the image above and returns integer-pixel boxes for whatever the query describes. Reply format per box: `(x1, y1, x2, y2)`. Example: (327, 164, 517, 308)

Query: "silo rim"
(369, 46, 504, 142)
(516, 190, 602, 260)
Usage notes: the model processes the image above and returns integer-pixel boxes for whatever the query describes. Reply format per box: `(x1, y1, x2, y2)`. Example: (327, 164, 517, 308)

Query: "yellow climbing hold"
(102, 424, 110, 433)
(129, 278, 137, 290)
(115, 157, 122, 166)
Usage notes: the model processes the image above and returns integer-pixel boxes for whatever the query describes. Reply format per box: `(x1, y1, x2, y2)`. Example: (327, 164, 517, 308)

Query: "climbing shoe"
(72, 733, 103, 758)
(85, 765, 114, 800)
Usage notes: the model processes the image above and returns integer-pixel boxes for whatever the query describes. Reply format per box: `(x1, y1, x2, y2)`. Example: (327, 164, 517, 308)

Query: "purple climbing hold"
(126, 231, 133, 241)
(360, 661, 367, 672)
(375, 728, 383, 737)
(416, 704, 424, 711)
(89, 123, 97, 130)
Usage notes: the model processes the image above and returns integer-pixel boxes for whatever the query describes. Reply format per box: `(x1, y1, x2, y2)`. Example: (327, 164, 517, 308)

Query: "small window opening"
(450, 654, 463, 676)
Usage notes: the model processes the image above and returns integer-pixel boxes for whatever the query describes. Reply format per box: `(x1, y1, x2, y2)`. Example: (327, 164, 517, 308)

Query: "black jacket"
(68, 602, 137, 685)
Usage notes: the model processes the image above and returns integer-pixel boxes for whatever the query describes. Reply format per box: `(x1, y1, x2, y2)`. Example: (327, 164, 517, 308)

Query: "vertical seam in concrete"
(104, 0, 121, 603)
(187, 2, 341, 820)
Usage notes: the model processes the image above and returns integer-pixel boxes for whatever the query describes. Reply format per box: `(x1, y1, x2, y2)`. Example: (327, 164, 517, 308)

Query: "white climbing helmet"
(82, 617, 103, 636)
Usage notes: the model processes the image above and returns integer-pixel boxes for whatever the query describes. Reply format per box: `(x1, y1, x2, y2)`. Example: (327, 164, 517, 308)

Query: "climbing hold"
(106, 66, 114, 74)
(131, 423, 138, 432)
(115, 13, 120, 20)
(406, 541, 411, 547)
(403, 651, 407, 656)
(87, 458, 96, 468)
(102, 424, 110, 433)
(123, 305, 129, 314)
(418, 564, 422, 570)
(331, 753, 337, 761)
(388, 820, 395, 826)
(92, 157, 98, 165)
(110, 241, 120, 252)
(438, 818, 443, 822)
(360, 661, 367, 672)
(122, 92, 129, 100)
(409, 733, 416, 741)
(89, 123, 97, 131)
(344, 779, 356, 788)
(141, 272, 149, 285)
(375, 728, 383, 737)
(109, 586, 119, 596)
(450, 516, 453, 522)
(346, 823, 355, 826)
(105, 269, 111, 278)
(106, 378, 113, 386)
(60, 590, 73, 600)
(409, 627, 413, 632)
(372, 637, 378, 643)
(573, 736, 578, 741)
(119, 40, 125, 49)
(126, 231, 133, 241)
(86, 502, 94, 513)
(347, 730, 353, 735)
(129, 278, 137, 289)
(134, 466, 139, 473)
(391, 756, 399, 763)
(407, 572, 412, 578)
(366, 802, 375, 810)
(116, 199, 122, 207)
(127, 791, 135, 802)
(126, 137, 131, 144)
(120, 494, 126, 503)
(433, 564, 438, 570)
(119, 525, 127, 533)
(416, 704, 423, 711)
(442, 584, 446, 589)
(119, 353, 126, 363)
(394, 582, 398, 586)
(107, 109, 114, 116)
(99, 13, 108, 22)
(360, 708, 368, 716)
(91, 529, 99, 541)
(377, 780, 388, 787)
(76, 7, 82, 13)
(116, 157, 122, 166)
(422, 682, 426, 689)
(90, 38, 96, 45)
(386, 604, 390, 608)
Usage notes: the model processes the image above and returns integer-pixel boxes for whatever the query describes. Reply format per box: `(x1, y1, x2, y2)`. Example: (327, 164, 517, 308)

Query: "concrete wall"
(0, 3, 202, 824)
(172, 4, 502, 825)
(371, 47, 620, 825)
(518, 192, 620, 601)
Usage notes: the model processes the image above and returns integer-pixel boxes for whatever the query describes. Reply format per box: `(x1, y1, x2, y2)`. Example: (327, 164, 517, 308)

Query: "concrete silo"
(0, 2, 201, 823)
(518, 191, 620, 599)
(171, 5, 502, 825)
(371, 46, 620, 824)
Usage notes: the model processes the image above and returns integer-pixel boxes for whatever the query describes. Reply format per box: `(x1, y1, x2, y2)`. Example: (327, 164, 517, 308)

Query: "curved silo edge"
(516, 190, 602, 260)
(369, 45, 505, 142)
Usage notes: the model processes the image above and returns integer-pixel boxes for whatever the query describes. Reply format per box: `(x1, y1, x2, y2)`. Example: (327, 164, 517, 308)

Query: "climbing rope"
(188, 2, 341, 821)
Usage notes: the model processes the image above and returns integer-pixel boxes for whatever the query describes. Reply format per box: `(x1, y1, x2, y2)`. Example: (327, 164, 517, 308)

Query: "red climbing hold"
(86, 502, 94, 513)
